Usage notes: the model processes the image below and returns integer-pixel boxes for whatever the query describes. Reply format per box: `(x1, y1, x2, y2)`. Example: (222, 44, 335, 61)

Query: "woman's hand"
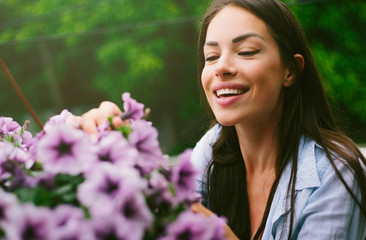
(191, 203, 239, 240)
(66, 101, 123, 136)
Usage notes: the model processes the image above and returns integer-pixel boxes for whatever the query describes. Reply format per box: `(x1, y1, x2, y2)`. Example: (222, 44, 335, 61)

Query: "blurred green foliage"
(291, 0, 366, 141)
(0, 0, 365, 154)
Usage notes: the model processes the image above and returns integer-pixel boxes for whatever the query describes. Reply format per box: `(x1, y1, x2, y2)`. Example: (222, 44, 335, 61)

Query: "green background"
(0, 0, 365, 154)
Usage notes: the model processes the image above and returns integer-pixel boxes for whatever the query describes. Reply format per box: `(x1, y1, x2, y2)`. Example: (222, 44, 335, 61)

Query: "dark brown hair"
(197, 0, 366, 239)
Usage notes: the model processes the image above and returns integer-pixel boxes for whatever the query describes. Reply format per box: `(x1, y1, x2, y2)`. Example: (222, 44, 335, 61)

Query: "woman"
(75, 0, 366, 239)
(190, 0, 366, 239)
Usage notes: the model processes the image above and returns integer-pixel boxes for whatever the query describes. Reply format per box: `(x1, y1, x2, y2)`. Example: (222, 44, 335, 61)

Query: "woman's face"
(201, 5, 293, 127)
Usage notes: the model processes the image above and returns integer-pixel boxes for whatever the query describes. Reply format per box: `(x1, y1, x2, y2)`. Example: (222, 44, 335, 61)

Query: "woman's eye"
(205, 55, 219, 61)
(238, 50, 260, 56)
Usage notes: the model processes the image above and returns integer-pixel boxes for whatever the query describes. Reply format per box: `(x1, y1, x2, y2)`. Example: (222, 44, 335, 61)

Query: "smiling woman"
(193, 0, 366, 239)
(199, 5, 300, 236)
(73, 0, 366, 239)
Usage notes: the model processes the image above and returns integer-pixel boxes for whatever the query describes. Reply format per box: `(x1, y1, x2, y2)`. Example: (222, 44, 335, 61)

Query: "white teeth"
(216, 88, 244, 97)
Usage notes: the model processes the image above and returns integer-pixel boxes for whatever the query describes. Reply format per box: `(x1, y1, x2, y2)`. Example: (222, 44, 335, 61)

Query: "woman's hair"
(197, 0, 366, 239)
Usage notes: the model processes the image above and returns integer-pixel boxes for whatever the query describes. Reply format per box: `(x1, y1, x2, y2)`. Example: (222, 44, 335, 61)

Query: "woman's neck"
(235, 119, 278, 176)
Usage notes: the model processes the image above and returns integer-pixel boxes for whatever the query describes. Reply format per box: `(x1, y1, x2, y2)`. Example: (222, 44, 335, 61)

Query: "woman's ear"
(294, 54, 304, 71)
(283, 54, 305, 87)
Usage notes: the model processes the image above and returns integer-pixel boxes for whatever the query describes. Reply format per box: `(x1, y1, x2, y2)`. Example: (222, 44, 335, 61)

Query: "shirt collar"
(267, 136, 323, 230)
(294, 136, 322, 190)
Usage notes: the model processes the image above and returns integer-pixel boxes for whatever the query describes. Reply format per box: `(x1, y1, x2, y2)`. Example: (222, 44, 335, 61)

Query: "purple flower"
(53, 204, 84, 226)
(0, 141, 34, 186)
(90, 216, 133, 240)
(37, 124, 97, 175)
(96, 120, 110, 140)
(0, 117, 33, 152)
(95, 131, 138, 167)
(8, 145, 29, 165)
(113, 186, 153, 238)
(20, 130, 34, 151)
(129, 120, 167, 174)
(27, 131, 45, 164)
(0, 117, 21, 137)
(53, 221, 92, 240)
(77, 164, 145, 218)
(146, 170, 175, 208)
(171, 149, 198, 202)
(209, 215, 228, 240)
(43, 109, 73, 133)
(0, 105, 225, 239)
(90, 187, 154, 240)
(122, 92, 145, 120)
(4, 203, 54, 240)
(0, 189, 20, 223)
(0, 141, 17, 174)
(6, 167, 37, 190)
(52, 205, 91, 240)
(159, 211, 215, 240)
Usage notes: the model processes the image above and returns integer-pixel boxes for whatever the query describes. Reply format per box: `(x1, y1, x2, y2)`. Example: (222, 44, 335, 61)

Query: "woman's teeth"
(216, 88, 245, 98)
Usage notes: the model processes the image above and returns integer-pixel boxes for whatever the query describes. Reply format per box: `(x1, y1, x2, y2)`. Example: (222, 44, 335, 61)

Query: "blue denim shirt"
(190, 124, 366, 239)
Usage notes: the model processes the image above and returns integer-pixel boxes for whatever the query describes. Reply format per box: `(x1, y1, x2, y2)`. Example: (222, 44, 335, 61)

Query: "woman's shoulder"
(267, 136, 366, 239)
(296, 136, 360, 190)
(190, 124, 221, 171)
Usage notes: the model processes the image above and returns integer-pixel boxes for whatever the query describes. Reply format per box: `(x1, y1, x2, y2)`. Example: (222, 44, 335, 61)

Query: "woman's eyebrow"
(204, 41, 219, 47)
(232, 32, 265, 43)
(204, 32, 265, 47)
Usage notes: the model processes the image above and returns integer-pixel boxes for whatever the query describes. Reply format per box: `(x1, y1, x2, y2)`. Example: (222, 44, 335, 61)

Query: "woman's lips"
(212, 83, 249, 106)
(214, 92, 246, 106)
(211, 82, 249, 106)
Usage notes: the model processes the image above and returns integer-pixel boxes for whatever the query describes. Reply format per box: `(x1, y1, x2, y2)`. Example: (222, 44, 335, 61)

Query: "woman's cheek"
(201, 68, 211, 94)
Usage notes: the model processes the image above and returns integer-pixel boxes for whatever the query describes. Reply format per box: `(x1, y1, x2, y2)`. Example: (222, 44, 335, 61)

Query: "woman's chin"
(215, 117, 238, 127)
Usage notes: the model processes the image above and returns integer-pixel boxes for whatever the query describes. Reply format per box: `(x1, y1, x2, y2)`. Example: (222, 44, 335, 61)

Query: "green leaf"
(115, 125, 133, 139)
(14, 187, 53, 206)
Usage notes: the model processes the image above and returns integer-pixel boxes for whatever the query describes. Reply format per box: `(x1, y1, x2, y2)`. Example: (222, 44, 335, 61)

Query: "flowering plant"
(0, 93, 227, 240)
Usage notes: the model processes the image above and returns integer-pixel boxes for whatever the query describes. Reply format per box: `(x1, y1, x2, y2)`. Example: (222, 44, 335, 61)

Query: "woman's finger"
(65, 115, 82, 128)
(111, 116, 124, 128)
(80, 108, 99, 135)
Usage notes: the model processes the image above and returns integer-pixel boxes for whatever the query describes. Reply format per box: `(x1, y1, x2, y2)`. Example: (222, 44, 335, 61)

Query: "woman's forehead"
(205, 6, 273, 45)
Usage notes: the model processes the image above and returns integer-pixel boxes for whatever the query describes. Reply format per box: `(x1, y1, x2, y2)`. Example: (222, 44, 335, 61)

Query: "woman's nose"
(215, 54, 237, 78)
